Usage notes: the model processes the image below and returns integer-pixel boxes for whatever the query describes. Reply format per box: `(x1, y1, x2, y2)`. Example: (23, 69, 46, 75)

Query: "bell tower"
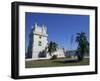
(28, 23, 48, 59)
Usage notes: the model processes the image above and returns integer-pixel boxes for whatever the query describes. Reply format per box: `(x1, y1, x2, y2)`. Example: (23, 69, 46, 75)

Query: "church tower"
(27, 23, 48, 59)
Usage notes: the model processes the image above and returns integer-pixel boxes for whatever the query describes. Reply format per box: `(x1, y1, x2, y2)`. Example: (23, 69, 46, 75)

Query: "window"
(39, 36, 41, 39)
(38, 41, 42, 46)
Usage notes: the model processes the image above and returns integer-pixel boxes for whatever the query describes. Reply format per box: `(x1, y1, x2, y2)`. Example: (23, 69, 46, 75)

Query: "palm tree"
(48, 41, 58, 56)
(75, 32, 89, 61)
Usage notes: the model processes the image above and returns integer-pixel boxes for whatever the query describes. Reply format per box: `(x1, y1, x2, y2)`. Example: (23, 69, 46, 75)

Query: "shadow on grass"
(53, 60, 78, 64)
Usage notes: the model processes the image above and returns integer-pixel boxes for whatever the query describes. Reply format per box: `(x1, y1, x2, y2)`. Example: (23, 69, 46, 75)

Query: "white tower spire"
(35, 22, 38, 28)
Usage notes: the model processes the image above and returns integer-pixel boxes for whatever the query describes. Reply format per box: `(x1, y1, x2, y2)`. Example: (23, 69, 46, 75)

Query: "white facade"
(32, 23, 48, 59)
(27, 23, 66, 60)
(52, 48, 65, 58)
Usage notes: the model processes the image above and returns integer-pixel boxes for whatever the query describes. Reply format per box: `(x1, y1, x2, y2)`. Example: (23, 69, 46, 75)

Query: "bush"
(65, 55, 71, 58)
(51, 55, 57, 60)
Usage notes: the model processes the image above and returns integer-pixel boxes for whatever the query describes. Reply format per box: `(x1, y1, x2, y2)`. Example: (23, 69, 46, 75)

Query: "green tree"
(48, 41, 58, 56)
(75, 32, 89, 61)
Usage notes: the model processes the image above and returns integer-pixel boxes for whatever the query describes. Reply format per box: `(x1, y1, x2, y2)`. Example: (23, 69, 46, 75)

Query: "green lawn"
(25, 58, 89, 68)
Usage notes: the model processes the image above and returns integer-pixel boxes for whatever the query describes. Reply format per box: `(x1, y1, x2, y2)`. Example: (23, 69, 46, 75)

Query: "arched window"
(39, 36, 41, 39)
(38, 41, 42, 46)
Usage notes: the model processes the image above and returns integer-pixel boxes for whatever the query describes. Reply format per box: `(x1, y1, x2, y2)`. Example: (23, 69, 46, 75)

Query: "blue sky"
(25, 12, 89, 50)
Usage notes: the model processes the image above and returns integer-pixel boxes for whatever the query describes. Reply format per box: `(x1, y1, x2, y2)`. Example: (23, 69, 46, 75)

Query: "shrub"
(51, 55, 57, 60)
(65, 55, 71, 58)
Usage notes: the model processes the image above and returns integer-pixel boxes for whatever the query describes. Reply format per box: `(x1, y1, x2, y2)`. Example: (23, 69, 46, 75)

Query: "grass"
(25, 58, 89, 68)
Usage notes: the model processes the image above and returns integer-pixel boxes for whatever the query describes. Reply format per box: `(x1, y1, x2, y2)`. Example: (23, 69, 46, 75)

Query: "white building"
(27, 23, 66, 60)
(52, 48, 66, 58)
